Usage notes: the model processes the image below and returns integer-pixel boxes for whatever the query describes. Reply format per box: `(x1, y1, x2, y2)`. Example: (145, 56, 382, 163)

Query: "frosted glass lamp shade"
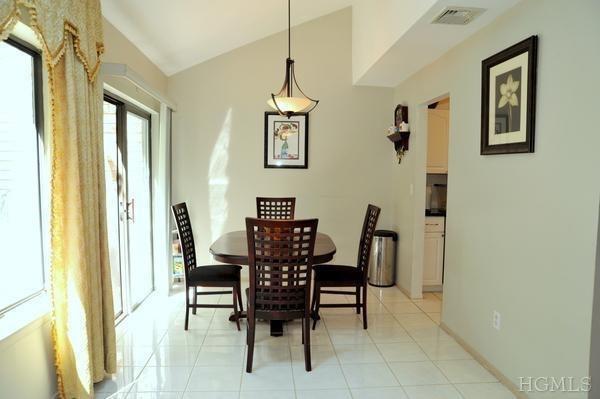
(267, 96, 312, 114)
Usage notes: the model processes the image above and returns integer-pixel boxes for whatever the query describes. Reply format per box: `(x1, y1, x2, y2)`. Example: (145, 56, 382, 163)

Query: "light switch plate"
(493, 310, 501, 330)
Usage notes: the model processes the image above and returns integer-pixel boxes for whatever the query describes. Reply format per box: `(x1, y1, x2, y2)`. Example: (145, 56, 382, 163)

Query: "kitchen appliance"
(428, 183, 447, 213)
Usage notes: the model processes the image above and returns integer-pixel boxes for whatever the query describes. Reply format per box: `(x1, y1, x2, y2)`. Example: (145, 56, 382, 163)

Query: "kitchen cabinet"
(427, 109, 449, 174)
(423, 217, 444, 287)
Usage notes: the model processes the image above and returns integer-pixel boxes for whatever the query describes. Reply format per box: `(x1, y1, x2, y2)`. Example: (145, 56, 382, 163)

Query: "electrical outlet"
(492, 310, 501, 330)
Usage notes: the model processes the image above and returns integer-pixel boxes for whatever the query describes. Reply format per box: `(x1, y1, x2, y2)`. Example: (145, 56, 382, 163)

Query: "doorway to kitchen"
(420, 97, 449, 320)
(103, 94, 154, 321)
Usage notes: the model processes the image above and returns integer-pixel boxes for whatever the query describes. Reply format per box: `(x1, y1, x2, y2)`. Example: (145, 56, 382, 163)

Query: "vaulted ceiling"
(101, 0, 521, 85)
(101, 0, 354, 76)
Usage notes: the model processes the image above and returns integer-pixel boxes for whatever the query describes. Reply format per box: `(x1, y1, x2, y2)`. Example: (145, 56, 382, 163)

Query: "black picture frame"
(264, 112, 309, 169)
(394, 104, 404, 129)
(481, 35, 537, 155)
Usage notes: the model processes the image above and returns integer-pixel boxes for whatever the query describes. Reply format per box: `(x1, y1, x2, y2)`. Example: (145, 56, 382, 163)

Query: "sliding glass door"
(103, 100, 124, 318)
(125, 111, 153, 307)
(103, 95, 154, 319)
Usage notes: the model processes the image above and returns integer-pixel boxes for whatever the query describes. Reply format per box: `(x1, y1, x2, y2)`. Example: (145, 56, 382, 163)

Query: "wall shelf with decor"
(387, 131, 410, 150)
(387, 104, 410, 163)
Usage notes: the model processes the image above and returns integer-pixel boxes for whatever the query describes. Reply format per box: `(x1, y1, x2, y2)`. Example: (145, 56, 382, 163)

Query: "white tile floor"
(95, 286, 516, 399)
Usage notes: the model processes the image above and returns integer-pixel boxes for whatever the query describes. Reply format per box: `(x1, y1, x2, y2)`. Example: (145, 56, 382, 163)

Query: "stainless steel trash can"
(368, 230, 398, 287)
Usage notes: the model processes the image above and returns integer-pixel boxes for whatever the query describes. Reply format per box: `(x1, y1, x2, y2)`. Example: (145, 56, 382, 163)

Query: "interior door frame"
(104, 91, 155, 317)
(409, 93, 450, 299)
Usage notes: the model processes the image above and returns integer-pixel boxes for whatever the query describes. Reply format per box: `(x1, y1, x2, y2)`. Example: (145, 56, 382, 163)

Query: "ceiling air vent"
(431, 6, 485, 25)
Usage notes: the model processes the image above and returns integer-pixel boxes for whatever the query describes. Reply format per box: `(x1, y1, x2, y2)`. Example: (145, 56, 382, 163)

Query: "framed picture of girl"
(264, 112, 309, 168)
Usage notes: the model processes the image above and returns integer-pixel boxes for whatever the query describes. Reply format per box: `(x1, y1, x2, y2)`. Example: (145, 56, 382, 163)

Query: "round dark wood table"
(209, 230, 336, 336)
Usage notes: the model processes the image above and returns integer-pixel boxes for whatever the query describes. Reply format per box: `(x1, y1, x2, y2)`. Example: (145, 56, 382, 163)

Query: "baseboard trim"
(396, 284, 413, 299)
(423, 285, 442, 292)
(439, 322, 529, 399)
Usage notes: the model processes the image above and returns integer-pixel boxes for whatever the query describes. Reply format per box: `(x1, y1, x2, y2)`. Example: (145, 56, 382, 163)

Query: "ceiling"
(354, 0, 522, 87)
(101, 0, 354, 76)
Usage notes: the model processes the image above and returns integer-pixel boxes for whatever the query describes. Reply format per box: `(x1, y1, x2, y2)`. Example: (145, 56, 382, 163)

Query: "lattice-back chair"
(256, 197, 296, 219)
(245, 217, 318, 372)
(311, 204, 380, 330)
(172, 202, 243, 331)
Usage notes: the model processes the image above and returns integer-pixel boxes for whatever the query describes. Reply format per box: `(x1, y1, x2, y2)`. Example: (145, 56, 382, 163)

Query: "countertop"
(426, 209, 446, 217)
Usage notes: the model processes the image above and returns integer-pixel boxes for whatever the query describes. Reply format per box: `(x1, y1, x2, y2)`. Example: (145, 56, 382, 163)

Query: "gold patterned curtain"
(1, 1, 116, 398)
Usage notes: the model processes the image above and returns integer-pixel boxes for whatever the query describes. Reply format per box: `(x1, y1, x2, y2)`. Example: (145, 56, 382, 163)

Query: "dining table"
(209, 230, 336, 336)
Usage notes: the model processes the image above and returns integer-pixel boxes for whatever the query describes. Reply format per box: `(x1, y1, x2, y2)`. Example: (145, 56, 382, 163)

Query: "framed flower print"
(481, 36, 537, 155)
(264, 112, 309, 169)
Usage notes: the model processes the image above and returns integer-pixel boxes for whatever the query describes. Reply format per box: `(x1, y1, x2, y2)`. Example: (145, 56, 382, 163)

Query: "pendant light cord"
(288, 0, 291, 59)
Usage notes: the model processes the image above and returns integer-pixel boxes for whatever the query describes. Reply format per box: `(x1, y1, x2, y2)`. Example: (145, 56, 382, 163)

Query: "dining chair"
(256, 197, 296, 219)
(311, 204, 380, 330)
(171, 202, 243, 331)
(245, 217, 318, 372)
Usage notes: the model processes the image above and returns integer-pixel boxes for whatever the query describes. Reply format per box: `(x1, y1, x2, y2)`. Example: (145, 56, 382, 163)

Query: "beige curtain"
(1, 1, 116, 398)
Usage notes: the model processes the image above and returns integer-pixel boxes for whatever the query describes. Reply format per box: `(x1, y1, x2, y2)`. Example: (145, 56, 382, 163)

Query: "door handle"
(119, 200, 126, 221)
(126, 198, 135, 222)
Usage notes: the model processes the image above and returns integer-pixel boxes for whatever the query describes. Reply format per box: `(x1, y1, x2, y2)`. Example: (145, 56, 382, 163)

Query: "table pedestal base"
(228, 312, 284, 336)
(269, 320, 284, 337)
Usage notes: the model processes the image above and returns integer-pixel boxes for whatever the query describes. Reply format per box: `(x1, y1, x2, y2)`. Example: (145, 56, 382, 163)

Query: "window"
(0, 37, 45, 315)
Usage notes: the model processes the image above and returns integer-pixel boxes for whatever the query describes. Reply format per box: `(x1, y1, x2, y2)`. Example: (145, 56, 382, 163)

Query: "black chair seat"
(172, 202, 243, 331)
(314, 264, 362, 283)
(188, 264, 241, 283)
(311, 204, 380, 331)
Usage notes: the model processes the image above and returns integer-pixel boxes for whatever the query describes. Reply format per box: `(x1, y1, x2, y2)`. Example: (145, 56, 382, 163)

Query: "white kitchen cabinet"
(423, 217, 445, 287)
(427, 109, 449, 174)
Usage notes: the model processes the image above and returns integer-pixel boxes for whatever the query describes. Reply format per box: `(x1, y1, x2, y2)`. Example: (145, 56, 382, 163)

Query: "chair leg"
(246, 315, 250, 345)
(303, 317, 312, 372)
(362, 284, 368, 330)
(192, 286, 197, 315)
(312, 283, 321, 330)
(246, 316, 256, 373)
(236, 283, 244, 313)
(232, 284, 241, 331)
(184, 287, 190, 331)
(310, 286, 318, 317)
(356, 286, 361, 314)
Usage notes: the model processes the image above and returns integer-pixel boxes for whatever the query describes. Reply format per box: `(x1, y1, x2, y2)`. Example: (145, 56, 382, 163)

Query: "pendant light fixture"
(267, 0, 319, 118)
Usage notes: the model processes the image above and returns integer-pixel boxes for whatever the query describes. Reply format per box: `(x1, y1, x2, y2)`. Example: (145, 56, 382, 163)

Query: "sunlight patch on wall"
(208, 108, 232, 241)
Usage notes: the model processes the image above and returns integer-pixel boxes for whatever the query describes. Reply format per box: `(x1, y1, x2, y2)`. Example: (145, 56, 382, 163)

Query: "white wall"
(351, 0, 435, 84)
(102, 17, 169, 112)
(391, 0, 600, 396)
(0, 316, 56, 399)
(169, 9, 394, 266)
(102, 18, 168, 95)
(590, 202, 600, 398)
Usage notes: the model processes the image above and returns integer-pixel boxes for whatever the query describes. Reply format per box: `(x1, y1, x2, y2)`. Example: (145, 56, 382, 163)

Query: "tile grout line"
(395, 292, 464, 396)
(368, 293, 412, 399)
(181, 307, 214, 396)
(372, 288, 464, 399)
(236, 342, 244, 399)
(289, 323, 298, 399)
(402, 292, 493, 399)
(326, 316, 353, 395)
